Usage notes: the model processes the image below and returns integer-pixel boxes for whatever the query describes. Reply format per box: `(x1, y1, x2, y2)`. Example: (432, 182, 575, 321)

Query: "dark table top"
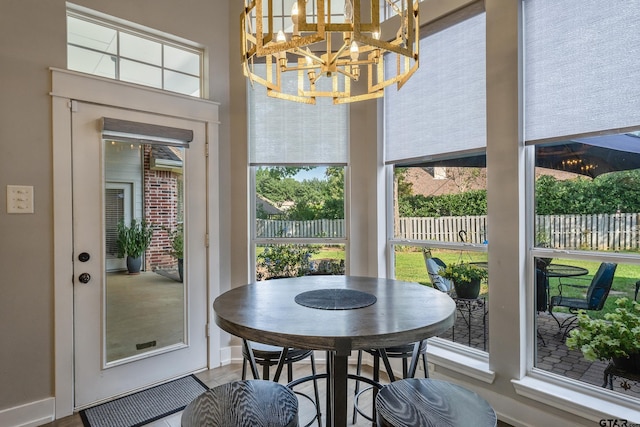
(545, 264, 589, 278)
(471, 261, 589, 278)
(213, 275, 456, 354)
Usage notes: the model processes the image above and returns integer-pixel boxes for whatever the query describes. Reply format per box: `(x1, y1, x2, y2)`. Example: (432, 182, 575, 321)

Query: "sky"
(293, 166, 327, 182)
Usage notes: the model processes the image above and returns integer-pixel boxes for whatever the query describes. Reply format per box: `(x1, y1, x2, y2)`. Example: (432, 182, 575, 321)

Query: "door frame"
(51, 68, 221, 418)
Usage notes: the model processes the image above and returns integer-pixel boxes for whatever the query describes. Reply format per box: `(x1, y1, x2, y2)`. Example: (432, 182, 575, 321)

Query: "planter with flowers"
(441, 262, 488, 299)
(566, 297, 640, 373)
(163, 223, 184, 282)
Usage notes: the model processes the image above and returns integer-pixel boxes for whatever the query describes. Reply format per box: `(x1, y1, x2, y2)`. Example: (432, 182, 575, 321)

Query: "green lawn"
(258, 244, 639, 318)
(393, 251, 639, 319)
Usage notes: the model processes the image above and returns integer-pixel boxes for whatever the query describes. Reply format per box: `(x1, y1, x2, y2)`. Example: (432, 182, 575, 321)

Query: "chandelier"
(241, 0, 419, 104)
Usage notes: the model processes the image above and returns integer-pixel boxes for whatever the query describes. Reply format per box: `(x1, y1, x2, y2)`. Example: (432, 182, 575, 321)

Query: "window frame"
(67, 9, 203, 97)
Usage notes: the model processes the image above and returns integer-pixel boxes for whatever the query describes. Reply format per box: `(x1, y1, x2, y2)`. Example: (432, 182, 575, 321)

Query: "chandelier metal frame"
(241, 0, 419, 104)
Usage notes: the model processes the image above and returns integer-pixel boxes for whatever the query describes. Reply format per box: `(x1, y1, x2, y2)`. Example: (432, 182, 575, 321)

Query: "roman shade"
(248, 64, 348, 165)
(101, 117, 193, 147)
(384, 13, 486, 164)
(524, 0, 640, 143)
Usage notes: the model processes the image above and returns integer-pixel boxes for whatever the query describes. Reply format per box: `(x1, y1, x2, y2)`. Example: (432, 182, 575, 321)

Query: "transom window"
(67, 11, 202, 97)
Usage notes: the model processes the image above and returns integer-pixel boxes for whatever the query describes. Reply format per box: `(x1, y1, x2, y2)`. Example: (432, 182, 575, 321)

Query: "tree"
(446, 167, 487, 192)
(255, 166, 345, 221)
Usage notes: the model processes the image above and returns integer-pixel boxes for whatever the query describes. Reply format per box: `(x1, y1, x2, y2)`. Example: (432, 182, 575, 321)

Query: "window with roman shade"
(525, 0, 640, 402)
(385, 13, 488, 351)
(248, 66, 349, 280)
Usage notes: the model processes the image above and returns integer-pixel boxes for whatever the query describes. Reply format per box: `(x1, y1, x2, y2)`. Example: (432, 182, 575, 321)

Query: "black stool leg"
(242, 339, 260, 379)
(422, 353, 429, 378)
(352, 350, 363, 424)
(273, 347, 290, 382)
(378, 348, 396, 382)
(310, 352, 322, 427)
(326, 351, 332, 427)
(406, 341, 424, 379)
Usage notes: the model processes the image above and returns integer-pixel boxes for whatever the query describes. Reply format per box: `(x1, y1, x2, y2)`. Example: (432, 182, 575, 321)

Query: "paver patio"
(437, 305, 640, 398)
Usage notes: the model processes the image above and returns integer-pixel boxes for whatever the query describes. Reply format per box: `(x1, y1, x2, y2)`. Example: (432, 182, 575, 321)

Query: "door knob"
(78, 252, 91, 262)
(78, 273, 91, 284)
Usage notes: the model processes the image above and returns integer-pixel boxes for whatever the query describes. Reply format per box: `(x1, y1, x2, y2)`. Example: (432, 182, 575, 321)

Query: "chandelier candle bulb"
(291, 2, 299, 37)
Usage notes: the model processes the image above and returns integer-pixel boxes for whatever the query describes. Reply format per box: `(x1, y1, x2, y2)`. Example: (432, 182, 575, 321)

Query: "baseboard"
(0, 397, 55, 427)
(219, 345, 233, 365)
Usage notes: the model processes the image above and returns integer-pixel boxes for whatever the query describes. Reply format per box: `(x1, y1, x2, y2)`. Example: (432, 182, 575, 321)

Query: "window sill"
(513, 370, 640, 424)
(427, 338, 495, 384)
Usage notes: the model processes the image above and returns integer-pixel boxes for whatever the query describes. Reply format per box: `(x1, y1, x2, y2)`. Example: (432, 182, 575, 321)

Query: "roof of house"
(256, 195, 284, 215)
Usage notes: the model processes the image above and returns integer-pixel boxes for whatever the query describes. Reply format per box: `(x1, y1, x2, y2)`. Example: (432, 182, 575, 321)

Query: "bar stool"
(242, 339, 322, 427)
(181, 380, 299, 427)
(353, 340, 428, 423)
(375, 378, 497, 427)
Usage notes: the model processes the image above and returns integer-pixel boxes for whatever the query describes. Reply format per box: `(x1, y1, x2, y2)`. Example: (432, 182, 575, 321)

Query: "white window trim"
(513, 370, 640, 424)
(427, 337, 495, 384)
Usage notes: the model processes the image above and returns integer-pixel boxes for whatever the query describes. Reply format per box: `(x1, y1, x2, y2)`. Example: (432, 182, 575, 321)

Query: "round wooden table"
(213, 275, 456, 427)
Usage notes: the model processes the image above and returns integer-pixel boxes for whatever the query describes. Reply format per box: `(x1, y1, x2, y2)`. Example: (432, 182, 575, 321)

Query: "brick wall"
(143, 145, 181, 271)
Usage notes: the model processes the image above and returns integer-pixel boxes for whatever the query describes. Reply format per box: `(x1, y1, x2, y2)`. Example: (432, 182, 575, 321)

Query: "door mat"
(80, 374, 208, 427)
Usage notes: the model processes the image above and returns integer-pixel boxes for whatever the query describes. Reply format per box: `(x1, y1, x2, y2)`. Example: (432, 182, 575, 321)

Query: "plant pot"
(126, 255, 142, 274)
(612, 353, 640, 374)
(178, 258, 184, 283)
(453, 278, 481, 299)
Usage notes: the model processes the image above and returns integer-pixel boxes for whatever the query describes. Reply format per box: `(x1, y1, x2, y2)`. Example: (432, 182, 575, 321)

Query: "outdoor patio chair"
(423, 250, 453, 293)
(548, 262, 617, 336)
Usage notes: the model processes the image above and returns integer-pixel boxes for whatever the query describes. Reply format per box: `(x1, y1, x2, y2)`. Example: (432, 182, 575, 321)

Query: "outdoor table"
(452, 296, 487, 350)
(545, 264, 589, 278)
(213, 275, 456, 427)
(470, 262, 588, 278)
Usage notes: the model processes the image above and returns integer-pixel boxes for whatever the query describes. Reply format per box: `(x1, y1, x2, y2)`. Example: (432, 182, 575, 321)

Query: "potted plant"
(163, 223, 184, 282)
(116, 219, 153, 274)
(440, 262, 488, 299)
(566, 297, 640, 373)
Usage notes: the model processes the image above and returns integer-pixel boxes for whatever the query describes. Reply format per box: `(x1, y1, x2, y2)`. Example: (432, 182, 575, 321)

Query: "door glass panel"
(104, 140, 186, 364)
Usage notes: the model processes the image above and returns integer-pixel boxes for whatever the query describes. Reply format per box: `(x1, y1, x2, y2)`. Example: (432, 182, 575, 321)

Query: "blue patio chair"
(423, 250, 453, 293)
(548, 262, 617, 336)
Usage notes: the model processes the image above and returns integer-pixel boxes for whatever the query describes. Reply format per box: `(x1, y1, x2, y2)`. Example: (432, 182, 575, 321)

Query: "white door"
(72, 101, 208, 408)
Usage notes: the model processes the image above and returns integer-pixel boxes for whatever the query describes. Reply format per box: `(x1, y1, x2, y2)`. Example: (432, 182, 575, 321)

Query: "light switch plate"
(7, 185, 34, 214)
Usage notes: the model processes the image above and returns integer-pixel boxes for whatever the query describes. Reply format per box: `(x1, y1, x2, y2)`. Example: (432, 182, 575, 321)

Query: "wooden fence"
(258, 213, 640, 251)
(535, 213, 640, 251)
(398, 213, 640, 251)
(256, 219, 345, 238)
(398, 216, 488, 244)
